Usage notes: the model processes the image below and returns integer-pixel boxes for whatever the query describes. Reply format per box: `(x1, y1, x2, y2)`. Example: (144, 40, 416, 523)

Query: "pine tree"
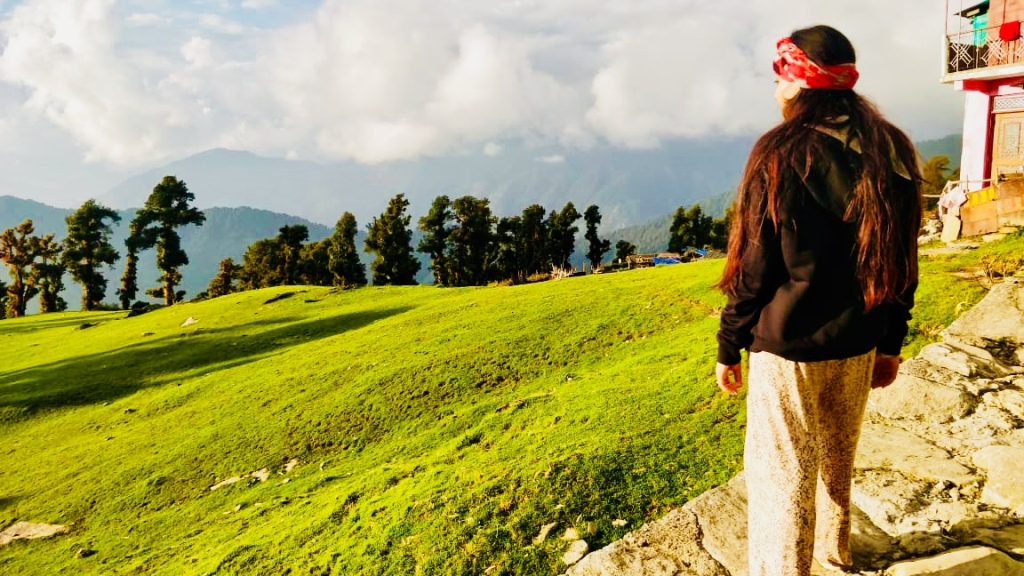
(328, 212, 366, 288)
(276, 224, 309, 285)
(128, 176, 206, 306)
(547, 202, 581, 270)
(30, 234, 66, 314)
(0, 279, 7, 319)
(0, 220, 42, 318)
(63, 200, 122, 311)
(365, 194, 421, 285)
(207, 258, 239, 298)
(418, 196, 455, 286)
(493, 216, 521, 283)
(516, 205, 549, 282)
(583, 205, 612, 271)
(449, 196, 496, 287)
(117, 236, 141, 311)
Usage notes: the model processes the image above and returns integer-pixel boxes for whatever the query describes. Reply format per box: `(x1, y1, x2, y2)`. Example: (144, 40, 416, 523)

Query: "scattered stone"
(0, 522, 69, 546)
(251, 469, 271, 483)
(284, 459, 299, 473)
(534, 522, 558, 545)
(181, 317, 198, 327)
(210, 476, 244, 491)
(973, 446, 1024, 511)
(563, 508, 727, 576)
(886, 545, 1024, 576)
(562, 540, 589, 567)
(855, 424, 975, 486)
(611, 519, 628, 528)
(281, 478, 291, 485)
(75, 548, 97, 558)
(234, 504, 244, 512)
(563, 527, 579, 541)
(983, 233, 1009, 243)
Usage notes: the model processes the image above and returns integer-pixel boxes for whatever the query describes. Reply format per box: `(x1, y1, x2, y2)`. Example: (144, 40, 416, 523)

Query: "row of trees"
(0, 176, 205, 318)
(215, 194, 621, 296)
(215, 193, 731, 299)
(2, 182, 732, 317)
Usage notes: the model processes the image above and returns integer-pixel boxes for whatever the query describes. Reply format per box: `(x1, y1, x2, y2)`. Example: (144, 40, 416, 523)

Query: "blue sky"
(0, 0, 966, 205)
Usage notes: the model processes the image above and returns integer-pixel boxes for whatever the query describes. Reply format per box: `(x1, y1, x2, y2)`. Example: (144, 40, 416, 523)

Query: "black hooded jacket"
(716, 126, 918, 366)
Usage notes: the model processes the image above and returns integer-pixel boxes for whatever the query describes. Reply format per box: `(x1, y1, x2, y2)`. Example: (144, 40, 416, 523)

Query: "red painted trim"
(985, 96, 996, 183)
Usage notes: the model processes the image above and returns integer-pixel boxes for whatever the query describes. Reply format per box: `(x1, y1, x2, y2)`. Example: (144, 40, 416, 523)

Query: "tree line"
(216, 193, 731, 298)
(1, 180, 732, 317)
(0, 176, 205, 318)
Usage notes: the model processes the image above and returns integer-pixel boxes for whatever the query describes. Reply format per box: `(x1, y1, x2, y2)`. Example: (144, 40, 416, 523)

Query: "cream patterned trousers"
(745, 349, 876, 576)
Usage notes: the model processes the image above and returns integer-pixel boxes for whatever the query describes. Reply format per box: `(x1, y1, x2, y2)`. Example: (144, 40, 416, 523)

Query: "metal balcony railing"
(945, 24, 1024, 76)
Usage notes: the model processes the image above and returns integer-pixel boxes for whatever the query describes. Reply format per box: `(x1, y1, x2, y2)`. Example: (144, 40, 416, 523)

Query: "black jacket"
(716, 127, 918, 366)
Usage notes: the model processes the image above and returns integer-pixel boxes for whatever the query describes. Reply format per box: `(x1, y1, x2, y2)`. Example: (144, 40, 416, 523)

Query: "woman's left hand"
(716, 363, 743, 396)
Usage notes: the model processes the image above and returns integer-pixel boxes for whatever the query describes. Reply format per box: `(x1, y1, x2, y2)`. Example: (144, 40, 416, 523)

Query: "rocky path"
(562, 278, 1024, 576)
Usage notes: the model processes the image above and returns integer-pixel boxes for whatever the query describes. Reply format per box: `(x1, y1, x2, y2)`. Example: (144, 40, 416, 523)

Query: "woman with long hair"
(715, 25, 922, 575)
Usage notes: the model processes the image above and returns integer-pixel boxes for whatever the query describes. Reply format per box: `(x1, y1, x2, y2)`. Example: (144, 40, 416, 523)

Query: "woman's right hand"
(871, 354, 901, 389)
(717, 363, 743, 396)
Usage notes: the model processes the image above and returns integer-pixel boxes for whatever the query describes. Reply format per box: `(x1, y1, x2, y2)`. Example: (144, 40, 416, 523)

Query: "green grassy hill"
(1, 231, 1020, 575)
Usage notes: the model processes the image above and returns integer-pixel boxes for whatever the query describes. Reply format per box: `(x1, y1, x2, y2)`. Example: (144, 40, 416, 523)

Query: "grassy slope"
(0, 231, 1020, 575)
(0, 262, 742, 575)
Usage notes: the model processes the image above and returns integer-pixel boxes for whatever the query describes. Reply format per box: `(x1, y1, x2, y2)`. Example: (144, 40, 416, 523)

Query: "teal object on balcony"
(974, 13, 989, 46)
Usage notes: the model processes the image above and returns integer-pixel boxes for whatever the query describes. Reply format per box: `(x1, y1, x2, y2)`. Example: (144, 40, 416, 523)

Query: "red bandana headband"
(773, 37, 859, 90)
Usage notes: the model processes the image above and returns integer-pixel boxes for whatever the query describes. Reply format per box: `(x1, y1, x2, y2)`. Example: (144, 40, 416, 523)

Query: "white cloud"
(483, 142, 502, 156)
(181, 36, 213, 67)
(126, 12, 166, 27)
(240, 0, 277, 9)
(537, 154, 566, 164)
(0, 0, 965, 171)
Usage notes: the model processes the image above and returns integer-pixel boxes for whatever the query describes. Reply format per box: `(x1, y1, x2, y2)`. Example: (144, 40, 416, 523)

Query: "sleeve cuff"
(717, 345, 742, 366)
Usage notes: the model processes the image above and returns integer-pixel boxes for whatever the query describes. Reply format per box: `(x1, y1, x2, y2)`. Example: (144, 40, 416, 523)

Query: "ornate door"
(992, 111, 1024, 182)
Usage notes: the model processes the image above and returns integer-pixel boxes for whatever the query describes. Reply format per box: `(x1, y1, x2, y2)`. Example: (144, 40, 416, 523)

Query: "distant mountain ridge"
(98, 139, 759, 230)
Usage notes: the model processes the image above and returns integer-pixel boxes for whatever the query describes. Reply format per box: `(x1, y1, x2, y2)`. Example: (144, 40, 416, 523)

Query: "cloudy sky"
(0, 0, 965, 206)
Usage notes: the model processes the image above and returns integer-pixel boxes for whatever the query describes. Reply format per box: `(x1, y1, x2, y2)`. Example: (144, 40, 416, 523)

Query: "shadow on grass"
(0, 313, 123, 336)
(0, 306, 413, 415)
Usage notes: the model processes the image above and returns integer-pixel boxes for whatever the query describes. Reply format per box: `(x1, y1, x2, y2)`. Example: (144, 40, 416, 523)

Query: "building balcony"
(944, 25, 1024, 83)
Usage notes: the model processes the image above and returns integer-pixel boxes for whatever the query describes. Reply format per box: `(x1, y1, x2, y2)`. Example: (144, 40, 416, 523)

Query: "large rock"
(867, 371, 975, 424)
(973, 446, 1024, 512)
(563, 508, 727, 576)
(686, 474, 749, 576)
(855, 424, 975, 486)
(884, 546, 1024, 575)
(852, 470, 935, 537)
(918, 341, 1017, 378)
(943, 278, 1024, 355)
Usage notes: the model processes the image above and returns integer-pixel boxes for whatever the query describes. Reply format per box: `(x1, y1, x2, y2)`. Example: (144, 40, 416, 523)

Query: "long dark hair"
(719, 25, 922, 311)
